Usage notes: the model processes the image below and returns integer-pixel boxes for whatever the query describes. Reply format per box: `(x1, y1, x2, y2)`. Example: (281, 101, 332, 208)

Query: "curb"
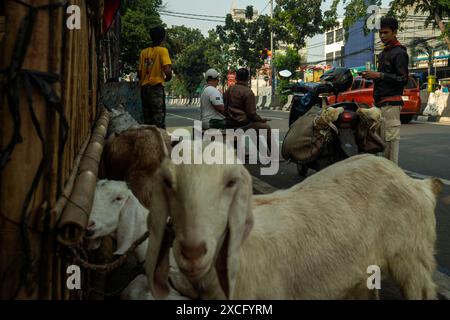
(415, 115, 450, 123)
(257, 106, 283, 111)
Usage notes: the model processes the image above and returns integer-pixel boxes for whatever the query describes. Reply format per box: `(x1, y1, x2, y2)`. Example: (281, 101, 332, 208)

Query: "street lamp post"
(270, 0, 276, 97)
(434, 49, 437, 76)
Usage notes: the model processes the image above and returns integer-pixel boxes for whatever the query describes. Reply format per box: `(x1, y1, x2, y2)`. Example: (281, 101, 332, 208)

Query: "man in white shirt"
(200, 68, 226, 130)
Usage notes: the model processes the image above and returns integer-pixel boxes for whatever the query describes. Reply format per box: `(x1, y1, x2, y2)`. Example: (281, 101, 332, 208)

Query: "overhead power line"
(301, 46, 373, 65)
(305, 24, 442, 51)
(160, 10, 225, 19)
(260, 0, 271, 15)
(160, 12, 225, 23)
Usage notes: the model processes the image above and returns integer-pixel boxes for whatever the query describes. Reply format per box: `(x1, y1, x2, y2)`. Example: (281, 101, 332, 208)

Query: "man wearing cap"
(200, 68, 226, 130)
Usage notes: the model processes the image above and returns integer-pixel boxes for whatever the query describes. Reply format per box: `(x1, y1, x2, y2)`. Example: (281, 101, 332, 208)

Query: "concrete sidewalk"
(415, 115, 450, 123)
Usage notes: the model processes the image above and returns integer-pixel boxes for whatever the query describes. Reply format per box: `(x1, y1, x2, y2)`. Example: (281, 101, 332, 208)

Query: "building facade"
(343, 6, 450, 80)
(343, 19, 376, 70)
(230, 5, 259, 22)
(324, 18, 345, 66)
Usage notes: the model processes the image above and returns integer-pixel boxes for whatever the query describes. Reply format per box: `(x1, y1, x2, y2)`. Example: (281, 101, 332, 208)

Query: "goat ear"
(145, 160, 173, 299)
(216, 165, 254, 299)
(114, 191, 148, 255)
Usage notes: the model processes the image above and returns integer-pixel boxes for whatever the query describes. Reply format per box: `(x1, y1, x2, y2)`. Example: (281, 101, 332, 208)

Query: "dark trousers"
(209, 119, 272, 153)
(141, 84, 166, 129)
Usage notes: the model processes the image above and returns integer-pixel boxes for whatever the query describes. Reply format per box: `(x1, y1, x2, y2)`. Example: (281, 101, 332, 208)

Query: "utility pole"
(270, 0, 276, 96)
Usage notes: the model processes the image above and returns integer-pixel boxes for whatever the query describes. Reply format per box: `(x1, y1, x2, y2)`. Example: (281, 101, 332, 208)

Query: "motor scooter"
(279, 70, 361, 176)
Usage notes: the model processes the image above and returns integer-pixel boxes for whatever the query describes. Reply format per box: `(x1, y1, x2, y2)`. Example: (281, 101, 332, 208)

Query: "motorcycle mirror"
(279, 70, 292, 78)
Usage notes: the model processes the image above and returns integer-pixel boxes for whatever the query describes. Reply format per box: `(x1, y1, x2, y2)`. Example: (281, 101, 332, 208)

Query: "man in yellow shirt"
(138, 26, 172, 128)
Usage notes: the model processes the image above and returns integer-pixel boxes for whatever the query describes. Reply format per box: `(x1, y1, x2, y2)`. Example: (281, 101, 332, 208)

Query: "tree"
(409, 38, 447, 74)
(120, 0, 163, 74)
(389, 0, 450, 49)
(204, 30, 239, 89)
(273, 47, 303, 103)
(164, 26, 209, 100)
(173, 40, 209, 103)
(216, 14, 271, 78)
(121, 0, 162, 13)
(333, 0, 450, 49)
(272, 0, 340, 50)
(165, 75, 189, 98)
(166, 25, 204, 60)
(273, 47, 303, 77)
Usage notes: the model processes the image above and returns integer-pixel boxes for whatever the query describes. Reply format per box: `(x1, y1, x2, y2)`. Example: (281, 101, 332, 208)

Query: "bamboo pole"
(50, 134, 90, 227)
(56, 108, 109, 246)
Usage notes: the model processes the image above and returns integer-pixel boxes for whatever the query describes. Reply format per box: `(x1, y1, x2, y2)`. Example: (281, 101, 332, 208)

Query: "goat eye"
(114, 196, 123, 202)
(226, 179, 237, 189)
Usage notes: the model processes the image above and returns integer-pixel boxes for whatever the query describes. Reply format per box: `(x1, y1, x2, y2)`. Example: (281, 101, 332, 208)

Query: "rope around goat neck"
(68, 231, 149, 273)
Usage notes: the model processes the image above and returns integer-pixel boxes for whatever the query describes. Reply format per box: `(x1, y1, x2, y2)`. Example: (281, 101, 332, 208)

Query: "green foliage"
(273, 47, 302, 78)
(272, 0, 340, 50)
(165, 75, 189, 97)
(276, 78, 291, 104)
(165, 26, 238, 97)
(204, 30, 239, 88)
(335, 0, 450, 48)
(273, 47, 303, 104)
(216, 14, 271, 77)
(338, 0, 379, 40)
(164, 26, 211, 98)
(409, 38, 447, 69)
(173, 40, 209, 99)
(121, 0, 162, 14)
(166, 26, 204, 61)
(120, 0, 163, 74)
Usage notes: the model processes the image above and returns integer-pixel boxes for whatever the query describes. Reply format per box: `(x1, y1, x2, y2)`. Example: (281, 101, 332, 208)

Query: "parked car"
(328, 75, 421, 124)
(438, 77, 450, 87)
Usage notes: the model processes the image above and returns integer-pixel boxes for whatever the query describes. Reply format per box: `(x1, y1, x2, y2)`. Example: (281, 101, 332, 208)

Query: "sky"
(160, 0, 391, 63)
(160, 0, 345, 64)
(161, 0, 272, 35)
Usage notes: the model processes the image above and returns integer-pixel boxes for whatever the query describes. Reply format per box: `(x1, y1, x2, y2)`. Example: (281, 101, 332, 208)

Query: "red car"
(328, 75, 421, 123)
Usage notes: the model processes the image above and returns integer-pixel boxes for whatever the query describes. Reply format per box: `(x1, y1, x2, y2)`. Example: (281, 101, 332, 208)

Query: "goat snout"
(180, 241, 207, 262)
(178, 241, 209, 279)
(85, 221, 96, 238)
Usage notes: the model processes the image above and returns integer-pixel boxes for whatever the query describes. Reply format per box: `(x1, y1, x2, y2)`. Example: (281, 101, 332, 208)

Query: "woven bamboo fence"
(0, 0, 107, 299)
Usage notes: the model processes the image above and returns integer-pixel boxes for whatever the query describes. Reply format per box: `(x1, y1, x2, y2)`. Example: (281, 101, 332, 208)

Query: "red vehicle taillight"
(342, 112, 354, 122)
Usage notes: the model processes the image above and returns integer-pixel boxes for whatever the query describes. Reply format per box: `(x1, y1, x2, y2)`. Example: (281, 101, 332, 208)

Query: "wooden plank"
(0, 0, 34, 299)
(37, 0, 65, 300)
(48, 1, 63, 209)
(63, 3, 75, 188)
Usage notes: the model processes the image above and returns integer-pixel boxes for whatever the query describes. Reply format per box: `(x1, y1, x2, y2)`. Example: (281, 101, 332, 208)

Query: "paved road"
(166, 105, 450, 299)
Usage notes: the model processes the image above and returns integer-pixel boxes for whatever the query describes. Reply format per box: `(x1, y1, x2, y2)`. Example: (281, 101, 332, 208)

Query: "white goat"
(86, 180, 188, 300)
(145, 142, 442, 300)
(86, 180, 148, 259)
